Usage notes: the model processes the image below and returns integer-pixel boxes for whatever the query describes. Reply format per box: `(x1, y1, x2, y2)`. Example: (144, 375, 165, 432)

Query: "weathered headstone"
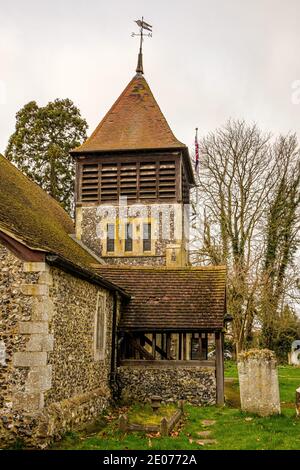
(290, 340, 300, 366)
(238, 349, 281, 416)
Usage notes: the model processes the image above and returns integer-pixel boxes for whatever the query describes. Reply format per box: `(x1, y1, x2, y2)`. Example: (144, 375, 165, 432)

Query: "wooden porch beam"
(142, 334, 169, 359)
(183, 333, 187, 361)
(198, 333, 202, 360)
(127, 333, 155, 360)
(166, 333, 171, 360)
(178, 333, 182, 360)
(152, 333, 156, 359)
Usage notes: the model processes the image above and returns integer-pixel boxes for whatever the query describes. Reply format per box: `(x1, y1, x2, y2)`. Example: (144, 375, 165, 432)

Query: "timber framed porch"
(118, 330, 224, 405)
(93, 265, 227, 405)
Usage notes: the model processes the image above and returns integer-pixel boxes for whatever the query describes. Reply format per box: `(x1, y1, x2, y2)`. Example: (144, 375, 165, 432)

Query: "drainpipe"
(110, 291, 118, 398)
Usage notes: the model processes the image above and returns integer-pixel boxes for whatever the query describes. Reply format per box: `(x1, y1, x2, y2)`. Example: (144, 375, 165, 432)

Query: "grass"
(278, 365, 300, 405)
(53, 363, 300, 451)
(127, 403, 177, 426)
(224, 360, 239, 378)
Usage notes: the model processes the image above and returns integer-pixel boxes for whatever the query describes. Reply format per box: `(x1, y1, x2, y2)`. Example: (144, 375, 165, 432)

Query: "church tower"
(71, 37, 195, 267)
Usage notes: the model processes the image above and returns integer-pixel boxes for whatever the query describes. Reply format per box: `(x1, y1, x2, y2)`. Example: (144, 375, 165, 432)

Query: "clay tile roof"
(93, 265, 227, 330)
(72, 73, 187, 154)
(0, 154, 130, 296)
(0, 155, 101, 270)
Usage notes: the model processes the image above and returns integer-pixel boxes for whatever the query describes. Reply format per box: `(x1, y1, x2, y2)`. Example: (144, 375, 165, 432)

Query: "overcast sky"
(1, 0, 300, 153)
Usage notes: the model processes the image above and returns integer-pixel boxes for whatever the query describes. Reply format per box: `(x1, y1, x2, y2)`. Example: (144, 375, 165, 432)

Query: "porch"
(117, 330, 224, 406)
(93, 265, 227, 406)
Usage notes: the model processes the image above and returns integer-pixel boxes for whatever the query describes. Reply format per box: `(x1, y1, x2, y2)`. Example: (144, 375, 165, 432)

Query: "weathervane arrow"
(132, 17, 153, 74)
(135, 19, 152, 32)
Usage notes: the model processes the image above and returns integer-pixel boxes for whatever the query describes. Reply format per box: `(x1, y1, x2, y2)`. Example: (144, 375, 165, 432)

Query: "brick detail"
(21, 284, 49, 296)
(19, 322, 49, 335)
(26, 366, 52, 392)
(38, 272, 53, 286)
(13, 392, 44, 412)
(11, 262, 54, 413)
(13, 352, 48, 367)
(32, 298, 54, 322)
(26, 334, 54, 352)
(23, 262, 49, 273)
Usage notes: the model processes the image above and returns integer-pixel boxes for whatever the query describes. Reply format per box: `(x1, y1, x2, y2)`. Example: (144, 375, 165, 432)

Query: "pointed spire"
(72, 74, 186, 153)
(136, 42, 143, 74)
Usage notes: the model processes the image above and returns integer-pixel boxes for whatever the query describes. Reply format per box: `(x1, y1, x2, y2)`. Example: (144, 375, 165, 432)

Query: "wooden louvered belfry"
(72, 73, 195, 207)
(79, 158, 181, 204)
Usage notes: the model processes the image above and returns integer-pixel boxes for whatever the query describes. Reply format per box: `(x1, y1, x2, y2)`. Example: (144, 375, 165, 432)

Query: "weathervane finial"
(132, 17, 152, 74)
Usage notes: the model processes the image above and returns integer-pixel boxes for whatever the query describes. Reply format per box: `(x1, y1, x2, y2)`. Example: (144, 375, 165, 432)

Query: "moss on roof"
(0, 154, 96, 268)
(94, 265, 226, 330)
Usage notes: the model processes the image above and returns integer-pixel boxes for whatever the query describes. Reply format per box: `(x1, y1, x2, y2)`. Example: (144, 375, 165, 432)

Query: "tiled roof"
(93, 265, 226, 330)
(0, 154, 130, 296)
(0, 154, 102, 269)
(72, 73, 187, 153)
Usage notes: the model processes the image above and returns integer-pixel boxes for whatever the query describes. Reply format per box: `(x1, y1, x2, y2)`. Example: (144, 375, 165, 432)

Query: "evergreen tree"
(5, 99, 88, 214)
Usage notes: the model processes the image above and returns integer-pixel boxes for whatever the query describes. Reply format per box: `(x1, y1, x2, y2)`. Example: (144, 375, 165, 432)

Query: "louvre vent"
(81, 163, 99, 202)
(158, 162, 176, 199)
(120, 163, 137, 199)
(139, 162, 157, 199)
(79, 159, 177, 203)
(101, 163, 118, 201)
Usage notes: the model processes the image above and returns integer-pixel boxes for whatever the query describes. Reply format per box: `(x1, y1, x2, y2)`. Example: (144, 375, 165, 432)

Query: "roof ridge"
(92, 264, 226, 271)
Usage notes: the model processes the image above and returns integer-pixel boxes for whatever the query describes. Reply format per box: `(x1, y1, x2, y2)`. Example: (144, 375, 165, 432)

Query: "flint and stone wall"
(238, 349, 281, 416)
(117, 365, 216, 405)
(77, 204, 189, 267)
(0, 244, 115, 448)
(0, 246, 38, 446)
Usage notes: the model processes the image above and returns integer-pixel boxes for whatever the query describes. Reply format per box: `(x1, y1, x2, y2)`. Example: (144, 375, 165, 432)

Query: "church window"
(94, 292, 106, 361)
(143, 223, 151, 252)
(107, 224, 115, 252)
(125, 223, 133, 252)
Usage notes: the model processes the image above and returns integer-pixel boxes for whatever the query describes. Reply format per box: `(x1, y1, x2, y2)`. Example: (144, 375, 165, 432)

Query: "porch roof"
(93, 265, 226, 330)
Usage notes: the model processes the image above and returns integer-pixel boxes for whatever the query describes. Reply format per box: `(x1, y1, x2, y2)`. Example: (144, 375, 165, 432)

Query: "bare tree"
(190, 119, 297, 353)
(260, 134, 300, 349)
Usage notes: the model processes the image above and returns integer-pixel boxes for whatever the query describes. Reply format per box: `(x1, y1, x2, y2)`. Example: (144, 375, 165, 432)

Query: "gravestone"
(290, 340, 300, 366)
(238, 349, 281, 416)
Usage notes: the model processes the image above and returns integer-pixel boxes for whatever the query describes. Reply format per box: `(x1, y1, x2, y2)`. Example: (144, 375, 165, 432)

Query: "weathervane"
(132, 17, 152, 74)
